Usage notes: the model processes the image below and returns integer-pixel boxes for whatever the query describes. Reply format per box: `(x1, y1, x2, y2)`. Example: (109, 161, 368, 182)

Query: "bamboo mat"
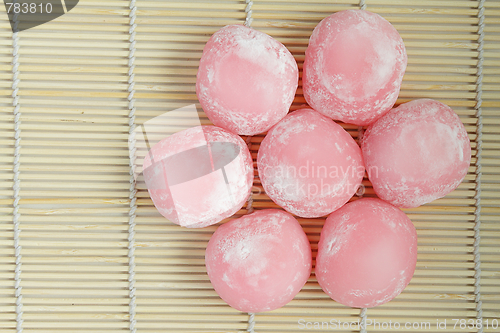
(0, 0, 499, 332)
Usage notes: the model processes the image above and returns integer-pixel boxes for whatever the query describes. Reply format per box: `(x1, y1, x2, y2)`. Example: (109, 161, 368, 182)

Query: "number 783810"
(6, 2, 54, 14)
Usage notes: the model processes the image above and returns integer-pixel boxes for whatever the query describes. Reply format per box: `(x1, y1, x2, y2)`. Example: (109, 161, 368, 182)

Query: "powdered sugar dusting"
(143, 126, 253, 228)
(257, 109, 364, 218)
(196, 25, 298, 135)
(205, 209, 312, 312)
(223, 233, 271, 284)
(316, 198, 417, 308)
(326, 215, 356, 256)
(303, 10, 407, 126)
(362, 99, 471, 208)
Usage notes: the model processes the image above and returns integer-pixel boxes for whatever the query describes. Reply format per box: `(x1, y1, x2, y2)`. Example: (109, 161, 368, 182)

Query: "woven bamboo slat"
(0, 0, 498, 332)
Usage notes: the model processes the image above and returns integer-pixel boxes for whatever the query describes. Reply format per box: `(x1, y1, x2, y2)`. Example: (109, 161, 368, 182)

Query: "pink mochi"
(316, 198, 417, 308)
(142, 125, 253, 228)
(361, 99, 471, 208)
(205, 209, 312, 312)
(303, 10, 407, 126)
(196, 24, 299, 135)
(257, 108, 364, 218)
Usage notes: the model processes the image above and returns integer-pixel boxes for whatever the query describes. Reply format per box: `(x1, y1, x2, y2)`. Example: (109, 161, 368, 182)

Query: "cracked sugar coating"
(316, 198, 417, 308)
(257, 108, 364, 218)
(196, 24, 299, 135)
(142, 125, 253, 228)
(303, 10, 407, 126)
(361, 99, 471, 208)
(205, 209, 312, 312)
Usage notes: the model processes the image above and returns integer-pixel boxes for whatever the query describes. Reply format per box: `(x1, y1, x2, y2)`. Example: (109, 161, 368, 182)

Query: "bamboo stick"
(0, 264, 210, 274)
(5, 190, 130, 198)
(360, 0, 480, 8)
(406, 74, 478, 83)
(10, 322, 132, 329)
(20, 23, 481, 42)
(401, 83, 477, 91)
(1, 240, 209, 249)
(0, 98, 130, 107)
(96, 0, 353, 5)
(251, 4, 479, 16)
(253, 13, 481, 24)
(20, 313, 249, 324)
(0, 256, 130, 265)
(71, 3, 243, 12)
(398, 91, 477, 99)
(0, 324, 130, 332)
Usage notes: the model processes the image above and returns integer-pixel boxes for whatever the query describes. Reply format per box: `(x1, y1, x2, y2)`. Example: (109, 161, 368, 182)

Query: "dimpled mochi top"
(257, 108, 364, 218)
(361, 99, 472, 208)
(142, 125, 254, 228)
(205, 209, 312, 312)
(303, 10, 407, 126)
(196, 24, 299, 135)
(316, 198, 417, 308)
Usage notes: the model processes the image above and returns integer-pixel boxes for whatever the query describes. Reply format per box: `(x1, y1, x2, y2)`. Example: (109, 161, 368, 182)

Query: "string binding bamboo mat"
(0, 0, 499, 332)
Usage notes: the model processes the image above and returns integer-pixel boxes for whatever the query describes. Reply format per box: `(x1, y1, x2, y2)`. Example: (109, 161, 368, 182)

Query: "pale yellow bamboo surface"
(0, 0, 499, 332)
